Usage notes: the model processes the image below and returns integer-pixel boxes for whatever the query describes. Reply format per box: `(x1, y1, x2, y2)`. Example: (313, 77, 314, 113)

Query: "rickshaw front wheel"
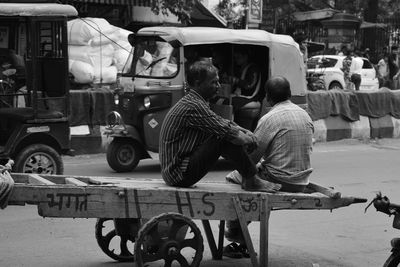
(106, 139, 141, 172)
(14, 144, 63, 174)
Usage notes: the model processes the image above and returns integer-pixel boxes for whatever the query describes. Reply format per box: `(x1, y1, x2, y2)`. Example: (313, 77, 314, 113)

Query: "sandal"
(222, 242, 243, 259)
(238, 244, 250, 258)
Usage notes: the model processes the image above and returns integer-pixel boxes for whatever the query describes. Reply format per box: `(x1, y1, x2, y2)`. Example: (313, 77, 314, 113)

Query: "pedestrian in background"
(341, 50, 352, 89)
(349, 51, 363, 91)
(388, 53, 400, 89)
(337, 45, 347, 56)
(376, 53, 389, 88)
(363, 48, 371, 60)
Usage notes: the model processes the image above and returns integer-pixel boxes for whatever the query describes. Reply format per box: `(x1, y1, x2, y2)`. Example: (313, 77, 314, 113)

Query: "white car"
(307, 55, 379, 91)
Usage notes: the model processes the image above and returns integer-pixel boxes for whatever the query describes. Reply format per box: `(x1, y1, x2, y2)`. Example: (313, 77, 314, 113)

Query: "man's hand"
(230, 128, 258, 152)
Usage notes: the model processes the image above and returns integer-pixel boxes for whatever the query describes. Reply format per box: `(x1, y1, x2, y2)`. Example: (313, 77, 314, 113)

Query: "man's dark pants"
(351, 73, 361, 91)
(174, 137, 257, 188)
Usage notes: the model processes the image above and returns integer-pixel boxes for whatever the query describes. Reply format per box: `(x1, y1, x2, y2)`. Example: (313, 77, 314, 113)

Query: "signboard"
(248, 0, 263, 24)
(262, 6, 275, 32)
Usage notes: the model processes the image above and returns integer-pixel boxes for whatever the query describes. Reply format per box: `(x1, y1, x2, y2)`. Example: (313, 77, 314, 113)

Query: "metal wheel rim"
(117, 144, 136, 166)
(22, 152, 57, 174)
(135, 213, 203, 267)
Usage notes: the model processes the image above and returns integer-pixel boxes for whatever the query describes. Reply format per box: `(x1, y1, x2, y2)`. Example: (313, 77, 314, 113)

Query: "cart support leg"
(260, 196, 271, 267)
(202, 220, 225, 260)
(202, 220, 219, 260)
(217, 220, 225, 258)
(233, 196, 259, 267)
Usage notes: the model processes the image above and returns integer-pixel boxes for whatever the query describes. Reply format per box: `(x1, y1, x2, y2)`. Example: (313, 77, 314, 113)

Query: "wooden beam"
(65, 178, 87, 187)
(28, 174, 55, 185)
(8, 177, 365, 219)
(233, 196, 259, 267)
(259, 196, 271, 267)
(217, 220, 225, 259)
(202, 220, 219, 260)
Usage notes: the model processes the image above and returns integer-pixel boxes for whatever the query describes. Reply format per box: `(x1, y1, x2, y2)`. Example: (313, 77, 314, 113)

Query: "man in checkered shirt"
(224, 76, 314, 257)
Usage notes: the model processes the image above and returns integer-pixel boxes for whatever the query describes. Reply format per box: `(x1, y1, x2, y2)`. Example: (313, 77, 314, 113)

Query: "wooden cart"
(7, 173, 366, 267)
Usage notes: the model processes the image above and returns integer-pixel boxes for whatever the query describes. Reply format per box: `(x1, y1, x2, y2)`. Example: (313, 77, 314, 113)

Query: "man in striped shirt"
(159, 60, 281, 192)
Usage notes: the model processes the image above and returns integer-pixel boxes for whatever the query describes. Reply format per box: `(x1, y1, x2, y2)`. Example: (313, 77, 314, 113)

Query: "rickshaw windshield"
(132, 36, 179, 78)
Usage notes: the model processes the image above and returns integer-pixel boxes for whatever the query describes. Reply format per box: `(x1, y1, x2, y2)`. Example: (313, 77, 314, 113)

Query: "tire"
(14, 144, 63, 174)
(106, 139, 142, 172)
(134, 212, 203, 267)
(384, 251, 400, 267)
(329, 81, 343, 90)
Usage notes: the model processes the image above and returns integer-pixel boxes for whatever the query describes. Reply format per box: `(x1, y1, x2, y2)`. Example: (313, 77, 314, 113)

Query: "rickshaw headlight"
(144, 96, 151, 109)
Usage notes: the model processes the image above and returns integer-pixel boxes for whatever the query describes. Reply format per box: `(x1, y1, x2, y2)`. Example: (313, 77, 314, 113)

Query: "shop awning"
(360, 21, 387, 29)
(64, 0, 134, 5)
(292, 8, 338, 22)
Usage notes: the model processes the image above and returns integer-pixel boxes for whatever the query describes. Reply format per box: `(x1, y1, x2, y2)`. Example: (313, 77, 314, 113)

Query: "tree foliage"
(150, 0, 196, 24)
(214, 0, 247, 28)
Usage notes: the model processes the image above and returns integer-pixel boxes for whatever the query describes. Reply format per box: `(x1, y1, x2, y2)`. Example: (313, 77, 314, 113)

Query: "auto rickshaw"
(0, 3, 77, 174)
(105, 27, 308, 172)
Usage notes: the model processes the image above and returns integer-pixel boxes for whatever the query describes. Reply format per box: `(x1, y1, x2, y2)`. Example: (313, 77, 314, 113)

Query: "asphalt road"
(1, 138, 400, 267)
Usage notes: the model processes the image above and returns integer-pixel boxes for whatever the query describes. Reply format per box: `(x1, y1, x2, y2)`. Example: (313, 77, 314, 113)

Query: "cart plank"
(65, 178, 88, 187)
(8, 174, 366, 220)
(28, 174, 55, 185)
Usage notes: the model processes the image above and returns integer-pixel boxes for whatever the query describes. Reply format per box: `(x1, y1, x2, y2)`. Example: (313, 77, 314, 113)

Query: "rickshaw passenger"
(223, 76, 314, 258)
(230, 48, 262, 111)
(159, 60, 282, 192)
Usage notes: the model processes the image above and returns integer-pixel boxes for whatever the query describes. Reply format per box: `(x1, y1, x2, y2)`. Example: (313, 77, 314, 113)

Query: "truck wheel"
(14, 144, 63, 174)
(329, 82, 343, 90)
(107, 139, 141, 172)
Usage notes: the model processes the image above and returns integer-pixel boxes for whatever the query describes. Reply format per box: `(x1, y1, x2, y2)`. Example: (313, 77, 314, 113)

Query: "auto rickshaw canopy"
(0, 3, 78, 17)
(137, 26, 307, 96)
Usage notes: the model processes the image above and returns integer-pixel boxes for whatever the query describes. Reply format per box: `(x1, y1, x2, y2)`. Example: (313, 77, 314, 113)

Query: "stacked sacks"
(67, 18, 133, 84)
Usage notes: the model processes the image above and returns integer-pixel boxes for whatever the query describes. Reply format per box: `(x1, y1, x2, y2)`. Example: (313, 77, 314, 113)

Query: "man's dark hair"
(265, 76, 291, 103)
(187, 60, 218, 87)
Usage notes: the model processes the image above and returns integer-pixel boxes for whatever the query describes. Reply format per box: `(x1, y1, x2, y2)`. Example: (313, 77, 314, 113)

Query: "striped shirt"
(251, 100, 314, 186)
(160, 89, 239, 185)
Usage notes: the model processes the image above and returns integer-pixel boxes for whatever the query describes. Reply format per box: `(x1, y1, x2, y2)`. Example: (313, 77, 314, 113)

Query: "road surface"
(1, 138, 400, 266)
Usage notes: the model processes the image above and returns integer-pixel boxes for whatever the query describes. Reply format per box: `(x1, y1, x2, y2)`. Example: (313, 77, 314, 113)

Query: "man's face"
(234, 52, 247, 66)
(198, 70, 220, 100)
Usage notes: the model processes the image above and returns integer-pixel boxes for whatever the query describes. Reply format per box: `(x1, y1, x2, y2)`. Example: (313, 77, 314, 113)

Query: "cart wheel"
(106, 139, 142, 172)
(14, 144, 63, 174)
(95, 218, 139, 262)
(134, 212, 203, 267)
